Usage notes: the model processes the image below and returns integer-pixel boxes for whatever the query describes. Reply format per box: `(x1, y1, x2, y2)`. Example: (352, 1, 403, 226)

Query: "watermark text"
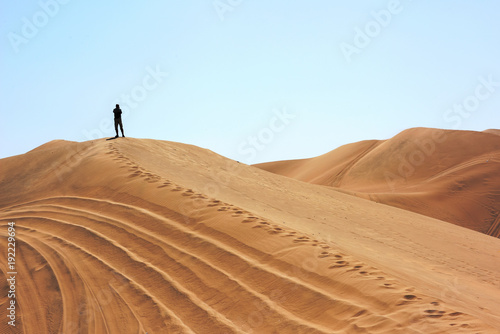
(6, 222, 17, 327)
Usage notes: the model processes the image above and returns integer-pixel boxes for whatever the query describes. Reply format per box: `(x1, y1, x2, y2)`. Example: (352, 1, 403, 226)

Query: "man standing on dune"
(113, 104, 125, 138)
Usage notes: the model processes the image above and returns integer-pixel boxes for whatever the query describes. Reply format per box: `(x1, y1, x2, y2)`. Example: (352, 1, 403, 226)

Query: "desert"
(4, 1, 500, 333)
(1, 129, 500, 333)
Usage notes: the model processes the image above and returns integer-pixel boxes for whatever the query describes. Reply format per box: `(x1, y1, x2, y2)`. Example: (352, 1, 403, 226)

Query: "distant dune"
(257, 128, 500, 237)
(484, 129, 500, 136)
(1, 137, 500, 333)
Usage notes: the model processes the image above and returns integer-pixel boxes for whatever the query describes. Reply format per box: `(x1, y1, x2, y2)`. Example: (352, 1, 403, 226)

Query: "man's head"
(116, 104, 120, 108)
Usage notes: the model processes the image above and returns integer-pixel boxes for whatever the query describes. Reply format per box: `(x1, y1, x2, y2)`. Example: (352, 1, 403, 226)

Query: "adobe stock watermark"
(409, 276, 463, 332)
(237, 107, 297, 164)
(51, 143, 89, 182)
(240, 235, 332, 333)
(339, 0, 404, 63)
(384, 130, 447, 191)
(64, 271, 131, 333)
(384, 74, 499, 191)
(8, 0, 72, 54)
(50, 65, 167, 182)
(82, 65, 168, 140)
(177, 107, 296, 225)
(443, 75, 499, 129)
(213, 0, 243, 21)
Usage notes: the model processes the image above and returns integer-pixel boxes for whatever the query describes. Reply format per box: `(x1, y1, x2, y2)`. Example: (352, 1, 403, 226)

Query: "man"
(113, 104, 125, 138)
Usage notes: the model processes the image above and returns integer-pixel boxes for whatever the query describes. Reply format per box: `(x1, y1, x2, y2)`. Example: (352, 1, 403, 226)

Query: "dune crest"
(1, 138, 500, 333)
(257, 127, 500, 237)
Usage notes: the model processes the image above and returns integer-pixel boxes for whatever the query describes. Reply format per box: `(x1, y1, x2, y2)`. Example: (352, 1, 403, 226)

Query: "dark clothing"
(113, 106, 124, 137)
(115, 118, 124, 136)
(113, 107, 122, 119)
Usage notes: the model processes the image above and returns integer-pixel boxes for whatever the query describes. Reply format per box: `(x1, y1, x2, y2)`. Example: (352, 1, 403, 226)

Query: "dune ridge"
(1, 137, 499, 333)
(256, 127, 500, 237)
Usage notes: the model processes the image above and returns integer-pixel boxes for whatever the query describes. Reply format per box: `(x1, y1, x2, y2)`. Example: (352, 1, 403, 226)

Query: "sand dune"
(257, 128, 500, 237)
(1, 137, 500, 333)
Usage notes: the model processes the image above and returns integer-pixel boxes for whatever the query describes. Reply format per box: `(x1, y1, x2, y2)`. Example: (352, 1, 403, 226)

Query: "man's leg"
(119, 119, 125, 137)
(114, 118, 119, 137)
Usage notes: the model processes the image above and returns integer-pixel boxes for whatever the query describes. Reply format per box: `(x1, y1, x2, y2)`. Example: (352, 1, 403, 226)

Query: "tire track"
(2, 195, 491, 333)
(0, 139, 495, 333)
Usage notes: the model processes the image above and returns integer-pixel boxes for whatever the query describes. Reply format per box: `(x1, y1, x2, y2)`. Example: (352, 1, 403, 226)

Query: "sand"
(257, 127, 500, 237)
(1, 135, 499, 333)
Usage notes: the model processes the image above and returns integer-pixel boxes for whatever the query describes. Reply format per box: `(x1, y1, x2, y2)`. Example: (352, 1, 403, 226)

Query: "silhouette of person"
(113, 104, 125, 138)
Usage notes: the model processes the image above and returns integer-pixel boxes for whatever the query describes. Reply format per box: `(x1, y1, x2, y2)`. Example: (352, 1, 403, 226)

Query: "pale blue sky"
(2, 1, 500, 164)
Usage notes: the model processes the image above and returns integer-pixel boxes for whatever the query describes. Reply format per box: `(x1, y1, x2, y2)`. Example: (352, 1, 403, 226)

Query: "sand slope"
(257, 128, 500, 237)
(1, 137, 500, 333)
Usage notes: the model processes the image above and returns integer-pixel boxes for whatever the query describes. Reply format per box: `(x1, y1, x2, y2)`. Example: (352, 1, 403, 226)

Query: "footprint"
(193, 194, 206, 199)
(425, 310, 444, 318)
(347, 265, 363, 272)
(449, 312, 463, 317)
(329, 261, 348, 269)
(266, 227, 283, 234)
(403, 295, 417, 301)
(352, 310, 367, 318)
(318, 252, 330, 258)
(157, 182, 171, 188)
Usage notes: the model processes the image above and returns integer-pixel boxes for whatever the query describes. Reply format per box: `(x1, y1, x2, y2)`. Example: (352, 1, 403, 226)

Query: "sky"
(2, 1, 500, 164)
